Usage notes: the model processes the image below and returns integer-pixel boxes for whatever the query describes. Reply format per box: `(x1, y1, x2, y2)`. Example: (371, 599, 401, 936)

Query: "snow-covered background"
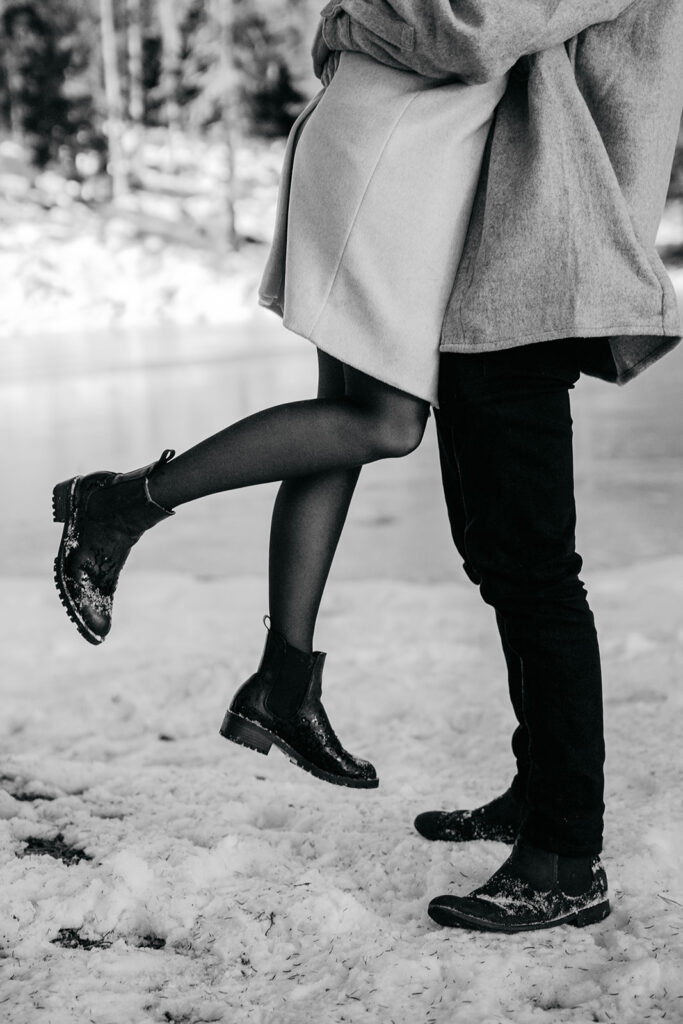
(1, 140, 683, 1022)
(0, 134, 285, 339)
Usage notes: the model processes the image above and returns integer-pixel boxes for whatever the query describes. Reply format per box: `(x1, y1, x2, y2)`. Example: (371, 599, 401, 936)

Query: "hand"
(311, 19, 332, 79)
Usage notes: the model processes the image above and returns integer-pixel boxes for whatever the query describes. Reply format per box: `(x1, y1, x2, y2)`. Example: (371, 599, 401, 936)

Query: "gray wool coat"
(321, 0, 683, 383)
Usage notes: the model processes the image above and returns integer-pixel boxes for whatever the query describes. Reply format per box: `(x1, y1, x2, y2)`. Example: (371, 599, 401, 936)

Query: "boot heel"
(220, 710, 272, 755)
(573, 900, 611, 928)
(52, 479, 75, 523)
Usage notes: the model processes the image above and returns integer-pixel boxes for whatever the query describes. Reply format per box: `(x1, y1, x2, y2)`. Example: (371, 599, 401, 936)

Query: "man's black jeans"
(435, 339, 605, 857)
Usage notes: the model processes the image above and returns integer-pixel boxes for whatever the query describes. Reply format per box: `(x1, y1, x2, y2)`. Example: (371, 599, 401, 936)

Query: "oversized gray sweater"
(321, 0, 683, 383)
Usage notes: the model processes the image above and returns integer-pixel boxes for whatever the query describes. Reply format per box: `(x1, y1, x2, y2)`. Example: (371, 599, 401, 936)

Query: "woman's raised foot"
(220, 625, 378, 789)
(52, 450, 175, 644)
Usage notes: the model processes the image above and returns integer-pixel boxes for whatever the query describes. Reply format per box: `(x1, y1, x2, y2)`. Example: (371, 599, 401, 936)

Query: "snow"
(0, 212, 268, 338)
(1, 559, 683, 1023)
(0, 135, 286, 340)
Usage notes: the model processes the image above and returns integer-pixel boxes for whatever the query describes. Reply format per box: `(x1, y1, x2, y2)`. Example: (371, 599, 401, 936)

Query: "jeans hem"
(519, 826, 603, 859)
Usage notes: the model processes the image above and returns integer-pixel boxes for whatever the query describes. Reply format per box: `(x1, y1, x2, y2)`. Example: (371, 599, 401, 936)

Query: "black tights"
(148, 351, 429, 651)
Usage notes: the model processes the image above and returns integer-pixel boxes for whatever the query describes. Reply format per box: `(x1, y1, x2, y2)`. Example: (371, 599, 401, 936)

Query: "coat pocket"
(337, 0, 415, 52)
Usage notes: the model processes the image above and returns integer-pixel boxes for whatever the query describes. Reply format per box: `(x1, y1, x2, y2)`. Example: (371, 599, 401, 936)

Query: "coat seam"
(308, 88, 425, 339)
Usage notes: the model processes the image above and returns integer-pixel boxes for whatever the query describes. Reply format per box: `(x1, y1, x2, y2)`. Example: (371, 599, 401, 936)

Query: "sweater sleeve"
(320, 0, 639, 82)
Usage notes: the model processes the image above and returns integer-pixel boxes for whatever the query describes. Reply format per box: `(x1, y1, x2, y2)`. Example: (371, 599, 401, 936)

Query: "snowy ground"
(1, 562, 683, 1024)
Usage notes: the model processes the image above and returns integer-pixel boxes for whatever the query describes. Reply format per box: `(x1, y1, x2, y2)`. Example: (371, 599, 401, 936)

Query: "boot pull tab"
(159, 449, 176, 465)
(263, 614, 272, 631)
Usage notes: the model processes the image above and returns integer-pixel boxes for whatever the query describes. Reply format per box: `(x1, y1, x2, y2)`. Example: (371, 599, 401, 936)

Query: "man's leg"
(427, 339, 608, 931)
(436, 425, 531, 801)
(414, 427, 528, 842)
(494, 611, 530, 806)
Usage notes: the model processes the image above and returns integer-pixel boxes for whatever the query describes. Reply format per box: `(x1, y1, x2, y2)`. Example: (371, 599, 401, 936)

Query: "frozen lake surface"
(3, 309, 683, 583)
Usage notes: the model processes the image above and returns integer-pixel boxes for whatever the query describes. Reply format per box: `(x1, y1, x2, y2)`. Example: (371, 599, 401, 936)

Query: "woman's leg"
(63, 352, 428, 648)
(219, 357, 428, 788)
(143, 357, 428, 511)
(268, 351, 361, 652)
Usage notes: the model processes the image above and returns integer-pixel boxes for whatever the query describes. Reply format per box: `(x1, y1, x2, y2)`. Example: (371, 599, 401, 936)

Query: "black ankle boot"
(414, 787, 526, 843)
(220, 626, 379, 789)
(52, 450, 175, 645)
(428, 839, 610, 932)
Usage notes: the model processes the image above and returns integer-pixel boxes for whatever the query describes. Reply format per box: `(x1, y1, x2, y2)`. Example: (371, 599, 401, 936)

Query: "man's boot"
(52, 450, 175, 645)
(220, 624, 378, 789)
(428, 839, 610, 932)
(414, 787, 526, 843)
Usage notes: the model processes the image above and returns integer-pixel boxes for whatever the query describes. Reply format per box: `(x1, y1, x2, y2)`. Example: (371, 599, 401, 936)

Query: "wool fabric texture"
(259, 53, 507, 405)
(321, 0, 683, 384)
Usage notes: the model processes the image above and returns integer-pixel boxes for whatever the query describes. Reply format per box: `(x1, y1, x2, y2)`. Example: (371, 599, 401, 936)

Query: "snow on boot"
(220, 624, 379, 789)
(428, 840, 610, 933)
(414, 787, 526, 843)
(52, 449, 175, 645)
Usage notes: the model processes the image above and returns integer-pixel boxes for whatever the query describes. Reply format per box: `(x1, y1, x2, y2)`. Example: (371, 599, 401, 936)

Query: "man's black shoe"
(414, 787, 525, 843)
(428, 840, 610, 933)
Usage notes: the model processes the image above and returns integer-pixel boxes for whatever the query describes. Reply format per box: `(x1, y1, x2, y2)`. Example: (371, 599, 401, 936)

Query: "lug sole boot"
(220, 626, 379, 789)
(52, 449, 175, 645)
(414, 787, 526, 843)
(428, 840, 610, 933)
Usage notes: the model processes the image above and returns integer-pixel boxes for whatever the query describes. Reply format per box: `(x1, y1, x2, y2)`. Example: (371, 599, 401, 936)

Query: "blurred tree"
(215, 0, 239, 248)
(126, 0, 144, 123)
(0, 2, 71, 165)
(0, 0, 318, 167)
(178, 0, 308, 137)
(98, 0, 127, 195)
(234, 0, 308, 136)
(158, 0, 184, 131)
(0, 0, 104, 173)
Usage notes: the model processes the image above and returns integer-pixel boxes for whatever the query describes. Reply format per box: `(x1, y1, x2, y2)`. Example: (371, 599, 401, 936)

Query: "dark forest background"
(0, 0, 322, 249)
(1, 1, 681, 196)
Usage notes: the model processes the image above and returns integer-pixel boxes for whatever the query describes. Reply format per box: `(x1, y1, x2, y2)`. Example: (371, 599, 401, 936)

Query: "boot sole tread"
(52, 478, 106, 647)
(416, 825, 517, 844)
(220, 709, 379, 789)
(428, 898, 611, 932)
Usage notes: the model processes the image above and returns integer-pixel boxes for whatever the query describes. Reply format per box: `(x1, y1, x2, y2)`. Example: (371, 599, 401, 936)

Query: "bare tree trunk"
(4, 52, 23, 142)
(99, 0, 127, 198)
(158, 0, 182, 132)
(216, 0, 240, 250)
(126, 0, 144, 124)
